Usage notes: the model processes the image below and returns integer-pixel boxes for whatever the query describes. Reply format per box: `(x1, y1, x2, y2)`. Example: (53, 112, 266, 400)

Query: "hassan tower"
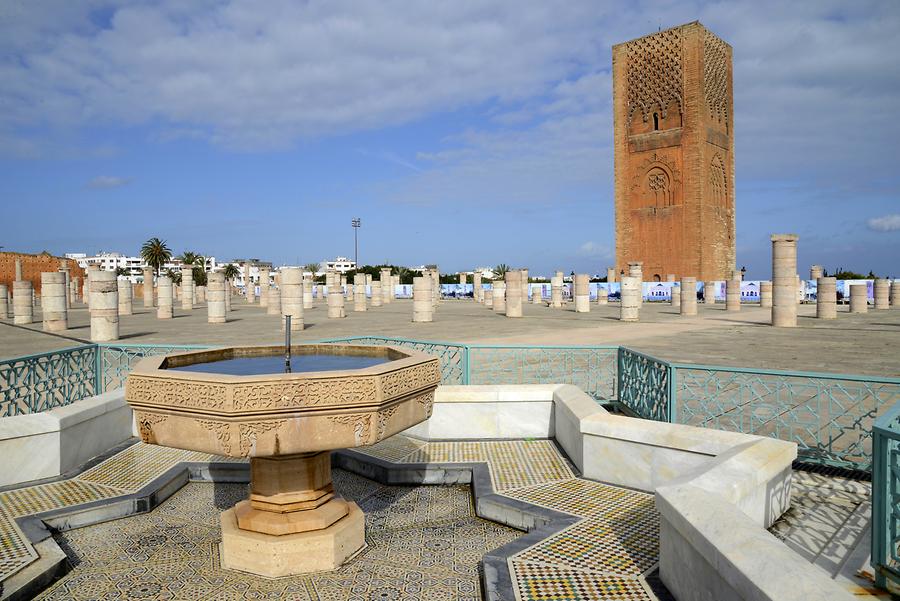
(613, 22, 736, 281)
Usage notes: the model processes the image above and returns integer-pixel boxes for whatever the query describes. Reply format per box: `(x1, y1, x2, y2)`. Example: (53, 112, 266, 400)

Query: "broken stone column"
(327, 283, 346, 319)
(492, 281, 506, 314)
(606, 267, 615, 283)
(73, 277, 81, 305)
(680, 278, 697, 316)
(316, 284, 326, 301)
(380, 269, 392, 304)
(225, 280, 233, 312)
(816, 277, 836, 319)
(14, 258, 23, 281)
(118, 279, 133, 316)
(59, 262, 70, 309)
(505, 271, 522, 318)
(849, 283, 868, 314)
(259, 283, 277, 316)
(760, 281, 773, 308)
(354, 274, 367, 312)
(771, 234, 799, 327)
(392, 275, 400, 299)
(246, 265, 256, 303)
(704, 281, 716, 304)
(142, 267, 154, 308)
(473, 272, 482, 302)
(891, 281, 900, 308)
(0, 284, 8, 319)
(85, 264, 99, 310)
(484, 285, 494, 308)
(259, 268, 270, 308)
(41, 272, 67, 332)
(90, 270, 119, 341)
(796, 275, 803, 304)
(550, 276, 563, 308)
(620, 276, 640, 322)
(459, 273, 466, 286)
(371, 280, 382, 307)
(302, 276, 314, 309)
(810, 265, 824, 280)
(726, 278, 741, 312)
(181, 267, 194, 310)
(533, 284, 543, 304)
(13, 281, 33, 324)
(667, 274, 676, 282)
(281, 267, 304, 330)
(412, 276, 433, 323)
(157, 276, 173, 319)
(573, 274, 590, 313)
(208, 272, 227, 324)
(597, 286, 609, 305)
(874, 279, 890, 310)
(520, 269, 529, 304)
(672, 284, 681, 307)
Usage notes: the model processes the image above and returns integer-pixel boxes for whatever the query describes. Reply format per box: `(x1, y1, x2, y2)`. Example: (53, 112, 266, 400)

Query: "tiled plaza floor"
(3, 437, 664, 600)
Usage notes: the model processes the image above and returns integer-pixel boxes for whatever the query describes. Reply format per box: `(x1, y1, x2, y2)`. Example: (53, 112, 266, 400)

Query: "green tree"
(396, 267, 413, 285)
(493, 264, 511, 280)
(165, 268, 182, 285)
(114, 267, 129, 277)
(303, 262, 321, 276)
(141, 237, 172, 276)
(222, 264, 240, 281)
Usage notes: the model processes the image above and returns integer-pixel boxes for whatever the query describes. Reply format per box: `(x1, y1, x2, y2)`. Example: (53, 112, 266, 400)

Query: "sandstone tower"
(613, 22, 735, 281)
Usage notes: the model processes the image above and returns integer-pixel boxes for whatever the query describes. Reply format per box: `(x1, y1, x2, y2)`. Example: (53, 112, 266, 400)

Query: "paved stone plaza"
(2, 298, 899, 376)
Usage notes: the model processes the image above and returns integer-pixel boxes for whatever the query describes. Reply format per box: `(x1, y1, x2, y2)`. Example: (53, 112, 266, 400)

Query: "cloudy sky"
(1, 0, 898, 277)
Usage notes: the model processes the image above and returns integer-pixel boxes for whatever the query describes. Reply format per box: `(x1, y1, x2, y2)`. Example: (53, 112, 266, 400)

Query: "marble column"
(849, 283, 868, 314)
(281, 267, 304, 330)
(725, 278, 741, 312)
(412, 276, 433, 322)
(760, 281, 773, 308)
(181, 267, 194, 310)
(771, 234, 799, 327)
(597, 286, 609, 305)
(492, 281, 506, 314)
(606, 267, 615, 283)
(118, 279, 133, 316)
(620, 276, 640, 322)
(262, 285, 279, 317)
(573, 274, 590, 313)
(259, 268, 270, 308)
(13, 281, 33, 324)
(157, 276, 173, 319)
(680, 278, 697, 316)
(354, 274, 367, 312)
(891, 281, 900, 308)
(371, 280, 383, 307)
(327, 283, 346, 318)
(816, 277, 836, 319)
(303, 276, 314, 309)
(208, 272, 227, 324)
(41, 272, 67, 331)
(473, 272, 482, 303)
(0, 284, 8, 319)
(90, 270, 119, 341)
(671, 284, 681, 307)
(810, 265, 824, 280)
(142, 267, 154, 308)
(380, 269, 392, 304)
(550, 276, 563, 308)
(505, 271, 522, 318)
(874, 279, 890, 310)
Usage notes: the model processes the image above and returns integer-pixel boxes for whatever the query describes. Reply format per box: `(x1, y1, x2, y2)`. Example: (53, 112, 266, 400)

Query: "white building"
(66, 252, 218, 283)
(320, 257, 356, 274)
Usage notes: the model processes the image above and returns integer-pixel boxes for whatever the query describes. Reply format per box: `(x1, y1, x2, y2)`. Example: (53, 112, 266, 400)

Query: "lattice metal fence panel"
(468, 346, 618, 402)
(0, 345, 97, 416)
(319, 337, 467, 385)
(872, 403, 900, 591)
(617, 347, 672, 421)
(675, 366, 900, 470)
(100, 344, 213, 392)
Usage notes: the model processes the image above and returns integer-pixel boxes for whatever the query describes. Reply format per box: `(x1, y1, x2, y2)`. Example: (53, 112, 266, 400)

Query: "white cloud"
(578, 241, 611, 258)
(868, 214, 900, 232)
(87, 175, 130, 189)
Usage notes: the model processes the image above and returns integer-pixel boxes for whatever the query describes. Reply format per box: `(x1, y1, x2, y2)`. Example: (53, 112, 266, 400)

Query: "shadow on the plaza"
(119, 332, 156, 340)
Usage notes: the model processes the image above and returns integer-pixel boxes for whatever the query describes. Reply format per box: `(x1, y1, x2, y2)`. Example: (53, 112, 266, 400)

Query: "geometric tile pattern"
(359, 436, 575, 491)
(0, 505, 38, 583)
(0, 480, 127, 518)
(501, 478, 653, 518)
(36, 476, 522, 600)
(509, 561, 653, 601)
(77, 443, 224, 492)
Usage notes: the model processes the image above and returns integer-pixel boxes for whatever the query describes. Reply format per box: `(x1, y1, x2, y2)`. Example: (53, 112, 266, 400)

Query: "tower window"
(653, 112, 659, 131)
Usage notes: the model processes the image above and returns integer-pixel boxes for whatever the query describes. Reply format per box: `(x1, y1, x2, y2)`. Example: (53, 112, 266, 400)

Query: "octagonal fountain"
(125, 344, 440, 577)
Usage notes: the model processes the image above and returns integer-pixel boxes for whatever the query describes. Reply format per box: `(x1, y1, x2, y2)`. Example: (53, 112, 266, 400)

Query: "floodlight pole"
(351, 218, 361, 269)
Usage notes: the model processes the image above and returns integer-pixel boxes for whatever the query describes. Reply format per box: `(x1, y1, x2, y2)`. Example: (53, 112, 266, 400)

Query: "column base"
(220, 502, 365, 577)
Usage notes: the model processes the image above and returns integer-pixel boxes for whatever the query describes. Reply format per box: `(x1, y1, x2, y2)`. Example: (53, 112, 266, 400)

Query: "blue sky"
(1, 0, 899, 277)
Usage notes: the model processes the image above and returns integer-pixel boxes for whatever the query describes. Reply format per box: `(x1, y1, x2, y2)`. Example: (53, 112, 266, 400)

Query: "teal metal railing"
(873, 402, 900, 591)
(2, 338, 897, 473)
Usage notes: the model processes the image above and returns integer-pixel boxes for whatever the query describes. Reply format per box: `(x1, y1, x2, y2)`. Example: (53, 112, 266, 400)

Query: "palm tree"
(114, 267, 129, 277)
(165, 268, 182, 285)
(303, 262, 321, 276)
(493, 264, 511, 280)
(141, 238, 172, 276)
(223, 263, 240, 281)
(396, 266, 412, 285)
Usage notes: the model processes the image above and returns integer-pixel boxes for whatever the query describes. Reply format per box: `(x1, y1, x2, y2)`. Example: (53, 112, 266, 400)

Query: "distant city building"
(228, 259, 274, 288)
(66, 252, 218, 283)
(321, 257, 356, 274)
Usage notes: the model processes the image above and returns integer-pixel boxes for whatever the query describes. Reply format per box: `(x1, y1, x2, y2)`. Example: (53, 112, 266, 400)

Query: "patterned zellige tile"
(77, 443, 215, 492)
(484, 440, 574, 492)
(501, 478, 654, 518)
(406, 441, 489, 464)
(356, 434, 427, 463)
(0, 505, 38, 582)
(0, 479, 127, 518)
(510, 560, 653, 601)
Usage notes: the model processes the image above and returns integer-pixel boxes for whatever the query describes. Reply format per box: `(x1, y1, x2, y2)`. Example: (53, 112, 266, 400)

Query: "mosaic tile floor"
(37, 476, 520, 600)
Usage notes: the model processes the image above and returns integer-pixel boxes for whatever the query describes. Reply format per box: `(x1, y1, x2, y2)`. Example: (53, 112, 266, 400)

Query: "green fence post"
(463, 345, 471, 385)
(616, 347, 624, 408)
(93, 344, 103, 395)
(873, 427, 886, 589)
(667, 365, 677, 423)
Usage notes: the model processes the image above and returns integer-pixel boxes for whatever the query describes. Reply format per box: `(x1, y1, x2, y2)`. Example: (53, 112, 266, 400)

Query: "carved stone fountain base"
(220, 451, 366, 577)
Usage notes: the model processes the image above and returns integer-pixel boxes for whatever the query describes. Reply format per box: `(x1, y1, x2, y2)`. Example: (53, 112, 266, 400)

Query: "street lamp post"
(351, 218, 361, 269)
